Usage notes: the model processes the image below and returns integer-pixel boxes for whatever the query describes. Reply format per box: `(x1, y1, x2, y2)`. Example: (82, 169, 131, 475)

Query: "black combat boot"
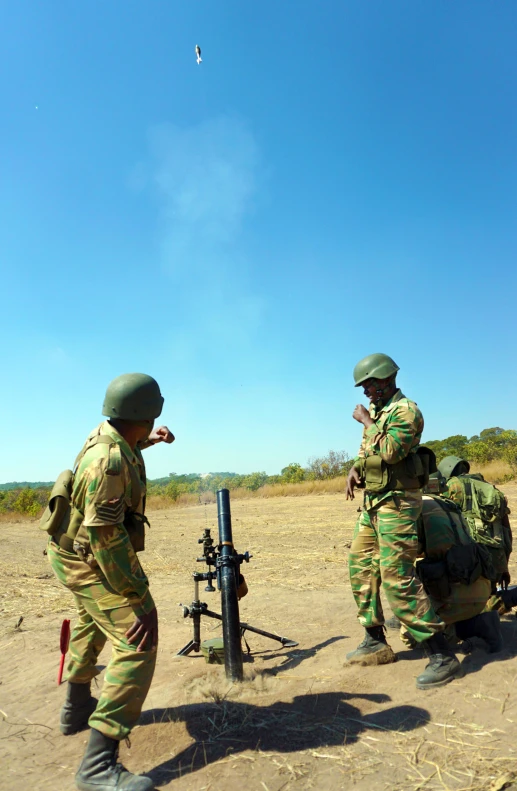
(60, 682, 98, 736)
(345, 626, 397, 665)
(416, 632, 460, 690)
(499, 586, 517, 610)
(455, 611, 504, 654)
(385, 616, 401, 630)
(75, 728, 154, 791)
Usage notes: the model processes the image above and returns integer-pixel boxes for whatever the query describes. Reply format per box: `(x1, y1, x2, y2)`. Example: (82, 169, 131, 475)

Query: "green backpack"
(454, 474, 511, 554)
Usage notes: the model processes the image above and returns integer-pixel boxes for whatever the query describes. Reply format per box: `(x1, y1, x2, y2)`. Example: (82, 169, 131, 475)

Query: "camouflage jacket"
(419, 495, 474, 560)
(354, 389, 424, 509)
(69, 421, 155, 617)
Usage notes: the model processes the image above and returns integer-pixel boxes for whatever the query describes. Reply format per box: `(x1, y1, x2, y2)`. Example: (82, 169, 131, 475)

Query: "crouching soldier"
(438, 456, 513, 605)
(395, 481, 503, 653)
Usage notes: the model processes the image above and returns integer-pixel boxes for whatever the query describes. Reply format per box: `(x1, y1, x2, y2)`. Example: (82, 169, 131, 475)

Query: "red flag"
(57, 619, 71, 686)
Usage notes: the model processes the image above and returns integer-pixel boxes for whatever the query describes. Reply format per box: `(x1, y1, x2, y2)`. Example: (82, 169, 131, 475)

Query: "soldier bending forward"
(47, 374, 174, 791)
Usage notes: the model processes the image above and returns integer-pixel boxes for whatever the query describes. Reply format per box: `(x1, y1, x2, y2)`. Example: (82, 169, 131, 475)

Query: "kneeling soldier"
(396, 482, 503, 654)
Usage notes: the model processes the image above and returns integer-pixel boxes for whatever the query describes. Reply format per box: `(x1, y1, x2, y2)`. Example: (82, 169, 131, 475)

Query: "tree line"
(425, 426, 517, 474)
(2, 427, 516, 515)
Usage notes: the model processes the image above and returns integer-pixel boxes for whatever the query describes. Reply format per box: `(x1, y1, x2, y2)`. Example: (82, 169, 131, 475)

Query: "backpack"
(455, 474, 511, 554)
(416, 496, 497, 598)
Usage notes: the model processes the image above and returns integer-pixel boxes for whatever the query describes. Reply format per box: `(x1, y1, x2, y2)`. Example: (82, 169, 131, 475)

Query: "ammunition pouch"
(415, 558, 451, 601)
(39, 470, 74, 536)
(124, 511, 149, 553)
(445, 544, 482, 586)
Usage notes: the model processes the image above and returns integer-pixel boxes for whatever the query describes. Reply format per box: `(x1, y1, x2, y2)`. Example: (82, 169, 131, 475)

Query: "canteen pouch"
(39, 470, 74, 536)
(124, 511, 149, 553)
(415, 558, 451, 601)
(364, 455, 390, 492)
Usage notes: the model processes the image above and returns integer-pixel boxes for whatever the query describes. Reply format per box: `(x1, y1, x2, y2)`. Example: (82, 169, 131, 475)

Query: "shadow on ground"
(459, 617, 517, 676)
(250, 635, 346, 674)
(140, 691, 430, 785)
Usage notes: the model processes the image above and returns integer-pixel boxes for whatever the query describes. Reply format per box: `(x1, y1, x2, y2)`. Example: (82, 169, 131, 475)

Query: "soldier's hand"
(346, 467, 362, 500)
(501, 571, 511, 590)
(126, 607, 159, 652)
(148, 426, 175, 445)
(352, 404, 372, 426)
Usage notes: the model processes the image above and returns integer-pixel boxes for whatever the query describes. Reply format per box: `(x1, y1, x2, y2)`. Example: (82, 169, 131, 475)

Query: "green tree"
(241, 472, 268, 491)
(12, 488, 44, 516)
(306, 450, 352, 480)
(280, 463, 305, 483)
(425, 435, 468, 463)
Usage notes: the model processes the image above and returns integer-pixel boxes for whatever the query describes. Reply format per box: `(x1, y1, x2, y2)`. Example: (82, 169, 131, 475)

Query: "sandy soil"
(1, 488, 517, 791)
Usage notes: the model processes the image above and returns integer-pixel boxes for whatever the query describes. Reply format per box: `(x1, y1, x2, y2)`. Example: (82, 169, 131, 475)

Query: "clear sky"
(1, 1, 516, 482)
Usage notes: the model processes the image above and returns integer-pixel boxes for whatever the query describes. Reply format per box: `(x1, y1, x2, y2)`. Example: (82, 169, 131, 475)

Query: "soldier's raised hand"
(148, 426, 175, 445)
(352, 404, 371, 426)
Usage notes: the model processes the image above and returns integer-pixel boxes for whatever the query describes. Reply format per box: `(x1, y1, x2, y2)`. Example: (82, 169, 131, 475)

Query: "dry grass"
(147, 478, 349, 511)
(137, 689, 517, 791)
(470, 460, 513, 485)
(148, 464, 516, 511)
(2, 489, 517, 791)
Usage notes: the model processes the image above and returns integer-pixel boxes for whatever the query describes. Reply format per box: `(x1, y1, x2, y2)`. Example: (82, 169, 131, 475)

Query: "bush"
(306, 450, 353, 480)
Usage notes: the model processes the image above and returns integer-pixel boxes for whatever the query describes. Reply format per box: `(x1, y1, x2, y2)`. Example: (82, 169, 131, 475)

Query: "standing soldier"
(46, 374, 174, 791)
(346, 353, 461, 689)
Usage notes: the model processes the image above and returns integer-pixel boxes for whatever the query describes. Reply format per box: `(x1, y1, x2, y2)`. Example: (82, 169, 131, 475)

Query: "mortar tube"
(216, 488, 243, 681)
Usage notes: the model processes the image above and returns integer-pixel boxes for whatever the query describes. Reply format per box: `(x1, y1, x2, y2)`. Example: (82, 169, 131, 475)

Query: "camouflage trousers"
(348, 493, 445, 643)
(399, 576, 492, 647)
(48, 540, 156, 740)
(430, 577, 491, 626)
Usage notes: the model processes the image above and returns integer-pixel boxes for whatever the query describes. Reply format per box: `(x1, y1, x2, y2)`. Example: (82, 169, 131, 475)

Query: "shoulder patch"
(95, 497, 125, 524)
(106, 443, 122, 476)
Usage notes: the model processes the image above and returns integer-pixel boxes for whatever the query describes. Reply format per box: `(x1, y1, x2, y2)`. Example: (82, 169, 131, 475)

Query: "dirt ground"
(2, 488, 517, 791)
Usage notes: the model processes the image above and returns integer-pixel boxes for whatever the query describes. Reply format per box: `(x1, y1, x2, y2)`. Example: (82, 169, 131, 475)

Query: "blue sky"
(1, 1, 516, 481)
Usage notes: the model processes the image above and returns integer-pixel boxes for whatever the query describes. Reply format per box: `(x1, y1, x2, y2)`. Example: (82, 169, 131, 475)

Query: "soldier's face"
(362, 377, 393, 403)
(362, 378, 381, 401)
(137, 419, 155, 441)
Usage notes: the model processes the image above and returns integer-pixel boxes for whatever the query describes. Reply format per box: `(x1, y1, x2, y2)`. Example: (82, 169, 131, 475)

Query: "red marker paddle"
(57, 619, 71, 685)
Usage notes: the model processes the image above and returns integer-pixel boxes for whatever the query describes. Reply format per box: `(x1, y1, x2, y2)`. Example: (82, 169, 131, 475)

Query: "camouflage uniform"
(416, 495, 491, 626)
(348, 390, 445, 643)
(48, 421, 156, 740)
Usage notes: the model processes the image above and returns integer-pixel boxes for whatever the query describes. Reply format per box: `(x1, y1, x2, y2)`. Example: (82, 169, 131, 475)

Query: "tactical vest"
(39, 430, 147, 556)
(360, 446, 431, 494)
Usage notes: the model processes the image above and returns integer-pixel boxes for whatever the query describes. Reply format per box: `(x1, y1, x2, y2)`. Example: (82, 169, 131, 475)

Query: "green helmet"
(353, 353, 400, 387)
(102, 373, 164, 421)
(437, 455, 470, 480)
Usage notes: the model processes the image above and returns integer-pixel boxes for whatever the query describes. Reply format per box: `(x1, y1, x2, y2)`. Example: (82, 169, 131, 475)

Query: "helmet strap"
(373, 376, 397, 405)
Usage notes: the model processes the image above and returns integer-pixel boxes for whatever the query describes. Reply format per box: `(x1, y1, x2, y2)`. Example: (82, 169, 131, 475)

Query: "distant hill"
(0, 473, 240, 491)
(0, 481, 53, 491)
(149, 472, 238, 487)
